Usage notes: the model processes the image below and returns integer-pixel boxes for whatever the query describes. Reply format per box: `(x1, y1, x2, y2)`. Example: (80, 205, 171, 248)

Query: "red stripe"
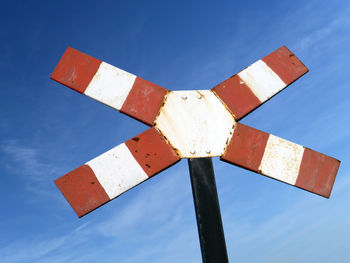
(125, 127, 180, 177)
(221, 123, 269, 172)
(121, 77, 169, 126)
(212, 75, 261, 120)
(262, 46, 308, 85)
(50, 47, 102, 94)
(295, 148, 340, 198)
(54, 164, 110, 218)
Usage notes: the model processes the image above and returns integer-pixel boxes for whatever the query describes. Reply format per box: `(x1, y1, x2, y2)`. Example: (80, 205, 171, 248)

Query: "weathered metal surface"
(51, 45, 340, 220)
(121, 77, 169, 126)
(259, 135, 304, 185)
(262, 46, 309, 85)
(84, 62, 137, 110)
(55, 127, 180, 218)
(125, 127, 180, 176)
(55, 164, 109, 218)
(50, 47, 167, 125)
(50, 47, 102, 94)
(296, 148, 340, 198)
(86, 143, 148, 199)
(238, 60, 286, 103)
(213, 46, 308, 121)
(154, 90, 236, 158)
(212, 75, 261, 120)
(221, 123, 269, 172)
(222, 123, 340, 196)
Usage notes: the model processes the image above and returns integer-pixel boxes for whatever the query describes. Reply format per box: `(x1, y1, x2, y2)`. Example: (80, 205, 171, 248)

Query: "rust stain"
(125, 127, 181, 177)
(153, 125, 182, 158)
(154, 90, 236, 158)
(154, 92, 171, 122)
(197, 91, 205, 99)
(222, 123, 237, 155)
(221, 123, 269, 172)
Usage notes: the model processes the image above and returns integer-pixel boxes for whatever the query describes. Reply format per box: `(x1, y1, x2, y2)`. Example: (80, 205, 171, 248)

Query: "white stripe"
(259, 135, 304, 185)
(86, 143, 148, 199)
(238, 60, 286, 102)
(84, 62, 136, 110)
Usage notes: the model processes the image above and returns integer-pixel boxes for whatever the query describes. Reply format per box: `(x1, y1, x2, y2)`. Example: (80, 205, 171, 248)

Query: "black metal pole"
(188, 157, 229, 263)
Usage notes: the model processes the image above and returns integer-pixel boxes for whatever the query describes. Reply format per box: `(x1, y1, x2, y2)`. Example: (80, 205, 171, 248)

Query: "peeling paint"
(259, 135, 304, 185)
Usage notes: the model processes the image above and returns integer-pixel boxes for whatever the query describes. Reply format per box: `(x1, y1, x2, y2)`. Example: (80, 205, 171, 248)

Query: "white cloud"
(0, 139, 65, 202)
(1, 140, 60, 180)
(293, 9, 350, 52)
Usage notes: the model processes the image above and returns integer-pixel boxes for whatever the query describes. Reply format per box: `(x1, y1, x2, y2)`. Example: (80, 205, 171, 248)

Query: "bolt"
(206, 150, 211, 154)
(190, 150, 196, 155)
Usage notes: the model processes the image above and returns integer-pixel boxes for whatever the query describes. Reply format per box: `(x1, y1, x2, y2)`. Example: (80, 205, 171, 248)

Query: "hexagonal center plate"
(154, 90, 236, 158)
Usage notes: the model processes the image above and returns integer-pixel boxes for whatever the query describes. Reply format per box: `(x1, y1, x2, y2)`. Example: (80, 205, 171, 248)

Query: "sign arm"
(212, 46, 308, 121)
(221, 123, 340, 198)
(55, 127, 180, 217)
(51, 47, 169, 126)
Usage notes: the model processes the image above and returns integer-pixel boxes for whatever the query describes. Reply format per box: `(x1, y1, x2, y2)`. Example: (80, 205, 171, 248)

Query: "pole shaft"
(188, 158, 229, 263)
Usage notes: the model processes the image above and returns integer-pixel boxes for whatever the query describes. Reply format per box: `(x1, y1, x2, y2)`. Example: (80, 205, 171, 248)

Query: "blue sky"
(0, 0, 349, 262)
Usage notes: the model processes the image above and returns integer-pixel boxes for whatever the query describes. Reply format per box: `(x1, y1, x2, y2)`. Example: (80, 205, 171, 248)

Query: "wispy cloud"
(222, 171, 350, 263)
(0, 236, 67, 263)
(2, 167, 347, 263)
(0, 222, 93, 263)
(293, 8, 350, 52)
(95, 165, 191, 238)
(1, 139, 64, 201)
(1, 140, 59, 180)
(0, 164, 198, 263)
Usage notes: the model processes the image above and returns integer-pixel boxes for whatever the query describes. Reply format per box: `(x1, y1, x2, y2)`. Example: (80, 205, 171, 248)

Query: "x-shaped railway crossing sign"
(51, 46, 340, 225)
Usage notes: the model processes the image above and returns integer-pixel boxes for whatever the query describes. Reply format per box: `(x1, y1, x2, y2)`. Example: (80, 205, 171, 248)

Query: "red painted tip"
(296, 148, 341, 198)
(54, 164, 110, 218)
(262, 46, 309, 85)
(50, 47, 102, 94)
